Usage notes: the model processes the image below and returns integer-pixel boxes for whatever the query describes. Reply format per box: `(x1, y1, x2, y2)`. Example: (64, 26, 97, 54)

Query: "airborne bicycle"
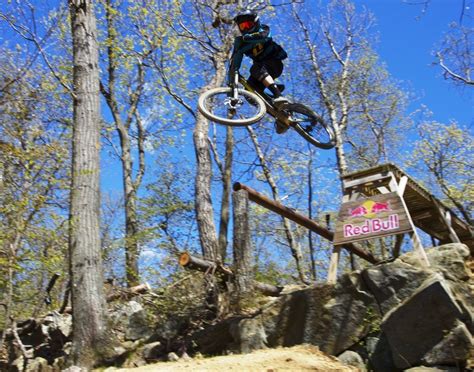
(197, 72, 335, 149)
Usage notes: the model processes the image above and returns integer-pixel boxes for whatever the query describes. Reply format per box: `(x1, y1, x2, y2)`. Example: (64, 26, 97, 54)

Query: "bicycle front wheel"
(198, 87, 266, 127)
(287, 103, 335, 149)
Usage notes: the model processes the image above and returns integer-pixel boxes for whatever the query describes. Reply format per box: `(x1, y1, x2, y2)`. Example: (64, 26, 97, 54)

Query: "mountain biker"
(228, 11, 289, 114)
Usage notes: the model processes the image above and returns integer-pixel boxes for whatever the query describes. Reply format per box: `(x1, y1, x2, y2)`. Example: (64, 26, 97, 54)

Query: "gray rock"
(11, 356, 25, 372)
(337, 350, 366, 371)
(142, 341, 162, 361)
(302, 272, 380, 355)
(259, 271, 380, 356)
(47, 312, 72, 339)
(362, 260, 433, 315)
(167, 352, 179, 362)
(25, 357, 51, 372)
(403, 366, 460, 372)
(229, 318, 267, 353)
(381, 276, 465, 369)
(366, 334, 397, 372)
(125, 308, 152, 341)
(422, 321, 474, 366)
(110, 301, 153, 341)
(62, 367, 88, 372)
(402, 244, 470, 282)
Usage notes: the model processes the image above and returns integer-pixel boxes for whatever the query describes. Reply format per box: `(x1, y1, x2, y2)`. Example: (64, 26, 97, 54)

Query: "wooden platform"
(341, 163, 473, 251)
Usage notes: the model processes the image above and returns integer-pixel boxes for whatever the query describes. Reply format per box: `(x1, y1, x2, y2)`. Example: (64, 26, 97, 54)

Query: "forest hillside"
(0, 0, 472, 371)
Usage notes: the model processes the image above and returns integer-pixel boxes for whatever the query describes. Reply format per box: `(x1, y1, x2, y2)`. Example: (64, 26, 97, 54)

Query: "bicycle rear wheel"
(286, 103, 335, 149)
(198, 87, 266, 127)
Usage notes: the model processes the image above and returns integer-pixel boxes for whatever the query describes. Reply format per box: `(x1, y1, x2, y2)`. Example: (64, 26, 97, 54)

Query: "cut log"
(179, 252, 283, 296)
(179, 252, 233, 278)
(106, 283, 151, 302)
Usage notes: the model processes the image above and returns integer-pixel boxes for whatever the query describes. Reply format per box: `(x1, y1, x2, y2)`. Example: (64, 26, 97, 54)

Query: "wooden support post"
(434, 200, 461, 244)
(327, 246, 341, 284)
(399, 199, 430, 267)
(233, 189, 253, 296)
(393, 234, 404, 258)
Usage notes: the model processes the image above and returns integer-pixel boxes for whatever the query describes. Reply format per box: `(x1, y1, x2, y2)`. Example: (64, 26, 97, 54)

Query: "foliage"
(0, 51, 70, 328)
(408, 120, 473, 223)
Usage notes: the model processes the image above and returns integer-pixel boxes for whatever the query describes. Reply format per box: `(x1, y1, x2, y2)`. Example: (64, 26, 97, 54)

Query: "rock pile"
(192, 243, 473, 371)
(1, 243, 472, 371)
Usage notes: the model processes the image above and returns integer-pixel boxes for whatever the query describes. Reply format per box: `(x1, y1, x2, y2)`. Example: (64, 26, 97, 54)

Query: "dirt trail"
(111, 345, 359, 371)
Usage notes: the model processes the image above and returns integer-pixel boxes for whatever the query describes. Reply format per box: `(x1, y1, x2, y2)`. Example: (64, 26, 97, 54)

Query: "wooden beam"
(233, 183, 379, 264)
(343, 173, 392, 189)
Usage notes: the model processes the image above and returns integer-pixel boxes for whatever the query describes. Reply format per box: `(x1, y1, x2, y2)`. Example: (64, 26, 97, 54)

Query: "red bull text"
(343, 214, 400, 238)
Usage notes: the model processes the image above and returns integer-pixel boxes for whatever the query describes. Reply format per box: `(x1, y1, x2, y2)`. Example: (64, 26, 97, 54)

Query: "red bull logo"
(344, 199, 399, 238)
(344, 214, 400, 238)
(350, 200, 391, 218)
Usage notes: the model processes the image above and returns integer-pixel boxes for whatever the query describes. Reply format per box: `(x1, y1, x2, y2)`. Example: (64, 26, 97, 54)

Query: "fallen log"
(179, 252, 283, 297)
(106, 283, 151, 302)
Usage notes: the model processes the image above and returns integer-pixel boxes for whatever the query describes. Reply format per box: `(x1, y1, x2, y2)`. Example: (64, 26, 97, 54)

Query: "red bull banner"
(333, 192, 412, 245)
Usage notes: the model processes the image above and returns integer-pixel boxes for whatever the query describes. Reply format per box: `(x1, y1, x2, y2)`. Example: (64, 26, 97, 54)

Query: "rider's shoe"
(275, 120, 289, 134)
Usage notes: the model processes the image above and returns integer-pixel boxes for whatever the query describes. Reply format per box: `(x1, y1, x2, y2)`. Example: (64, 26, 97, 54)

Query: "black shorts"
(250, 59, 284, 81)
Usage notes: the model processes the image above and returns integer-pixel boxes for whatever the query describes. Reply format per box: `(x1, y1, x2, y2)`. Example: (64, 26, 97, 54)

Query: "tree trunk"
(247, 126, 310, 284)
(193, 61, 227, 261)
(102, 0, 146, 287)
(218, 127, 234, 261)
(68, 0, 111, 367)
(123, 158, 140, 287)
(232, 189, 253, 310)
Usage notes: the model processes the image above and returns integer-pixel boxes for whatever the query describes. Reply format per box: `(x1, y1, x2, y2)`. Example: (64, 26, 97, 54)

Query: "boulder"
(365, 334, 396, 372)
(362, 260, 433, 315)
(142, 341, 162, 361)
(421, 321, 473, 366)
(229, 317, 267, 354)
(110, 301, 153, 341)
(337, 350, 366, 371)
(256, 271, 380, 356)
(381, 276, 465, 369)
(25, 357, 51, 372)
(403, 366, 459, 372)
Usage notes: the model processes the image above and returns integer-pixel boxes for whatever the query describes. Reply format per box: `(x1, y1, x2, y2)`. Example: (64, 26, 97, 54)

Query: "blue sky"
(352, 0, 473, 127)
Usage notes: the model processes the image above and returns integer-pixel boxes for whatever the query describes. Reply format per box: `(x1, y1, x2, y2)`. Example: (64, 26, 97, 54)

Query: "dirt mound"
(113, 345, 358, 371)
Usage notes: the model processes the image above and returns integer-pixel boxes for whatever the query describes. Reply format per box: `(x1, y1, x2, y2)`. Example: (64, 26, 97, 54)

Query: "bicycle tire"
(198, 87, 266, 127)
(286, 103, 335, 149)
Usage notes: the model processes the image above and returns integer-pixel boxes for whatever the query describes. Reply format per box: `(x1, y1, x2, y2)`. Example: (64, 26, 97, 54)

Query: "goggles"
(238, 20, 255, 32)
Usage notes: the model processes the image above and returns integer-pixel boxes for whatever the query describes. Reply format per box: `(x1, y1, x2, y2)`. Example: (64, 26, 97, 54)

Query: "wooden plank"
(333, 192, 413, 245)
(327, 246, 341, 284)
(343, 173, 392, 189)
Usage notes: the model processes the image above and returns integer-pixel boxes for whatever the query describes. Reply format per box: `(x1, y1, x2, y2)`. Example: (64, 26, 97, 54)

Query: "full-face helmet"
(234, 11, 260, 34)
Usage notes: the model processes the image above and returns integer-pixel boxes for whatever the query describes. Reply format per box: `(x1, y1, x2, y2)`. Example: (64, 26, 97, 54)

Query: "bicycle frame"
(234, 73, 293, 128)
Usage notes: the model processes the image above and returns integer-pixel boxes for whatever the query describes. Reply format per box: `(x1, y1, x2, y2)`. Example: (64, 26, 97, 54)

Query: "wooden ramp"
(341, 163, 473, 251)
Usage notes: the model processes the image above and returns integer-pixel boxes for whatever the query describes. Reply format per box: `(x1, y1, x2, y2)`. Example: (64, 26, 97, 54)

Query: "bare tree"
(68, 0, 115, 367)
(435, 22, 473, 86)
(292, 0, 409, 176)
(246, 126, 310, 284)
